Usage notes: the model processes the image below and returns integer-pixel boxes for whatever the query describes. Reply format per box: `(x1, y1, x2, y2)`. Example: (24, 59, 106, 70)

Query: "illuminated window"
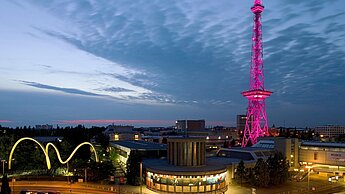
(114, 134, 119, 141)
(134, 134, 139, 140)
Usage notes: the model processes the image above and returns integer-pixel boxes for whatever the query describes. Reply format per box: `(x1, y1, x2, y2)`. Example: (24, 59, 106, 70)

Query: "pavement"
(4, 173, 345, 194)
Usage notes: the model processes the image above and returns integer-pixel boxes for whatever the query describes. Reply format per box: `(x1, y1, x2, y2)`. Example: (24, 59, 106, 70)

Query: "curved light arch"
(46, 142, 99, 164)
(8, 137, 99, 170)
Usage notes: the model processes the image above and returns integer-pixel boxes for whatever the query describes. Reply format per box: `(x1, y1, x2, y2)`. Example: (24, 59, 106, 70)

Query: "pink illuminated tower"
(241, 0, 272, 147)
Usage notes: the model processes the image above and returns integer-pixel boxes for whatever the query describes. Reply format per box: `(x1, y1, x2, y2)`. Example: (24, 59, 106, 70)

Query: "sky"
(0, 0, 344, 128)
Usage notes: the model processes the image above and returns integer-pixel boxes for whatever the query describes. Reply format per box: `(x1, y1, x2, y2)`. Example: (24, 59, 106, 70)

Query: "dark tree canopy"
(126, 152, 142, 185)
(1, 174, 11, 194)
(253, 158, 270, 187)
(235, 160, 246, 186)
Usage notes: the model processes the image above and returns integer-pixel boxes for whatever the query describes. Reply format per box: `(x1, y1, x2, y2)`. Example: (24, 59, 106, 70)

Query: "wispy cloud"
(21, 81, 102, 97)
(98, 87, 134, 93)
(0, 120, 12, 123)
(56, 119, 174, 125)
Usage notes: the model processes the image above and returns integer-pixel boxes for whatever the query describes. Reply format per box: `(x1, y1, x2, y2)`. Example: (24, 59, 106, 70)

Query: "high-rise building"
(236, 115, 247, 131)
(175, 120, 205, 131)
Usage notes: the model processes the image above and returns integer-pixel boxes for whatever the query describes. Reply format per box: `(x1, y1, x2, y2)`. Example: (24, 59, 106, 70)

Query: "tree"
(246, 168, 256, 186)
(1, 174, 11, 194)
(126, 152, 142, 185)
(253, 158, 270, 187)
(267, 152, 289, 185)
(95, 133, 109, 152)
(235, 160, 246, 186)
(267, 154, 280, 185)
(85, 161, 114, 182)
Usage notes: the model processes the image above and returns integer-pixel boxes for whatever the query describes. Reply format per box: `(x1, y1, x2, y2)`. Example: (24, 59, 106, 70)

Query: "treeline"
(0, 124, 106, 138)
(0, 125, 113, 182)
(235, 152, 289, 187)
(277, 127, 315, 140)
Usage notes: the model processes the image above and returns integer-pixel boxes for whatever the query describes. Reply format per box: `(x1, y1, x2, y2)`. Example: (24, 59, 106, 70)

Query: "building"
(175, 120, 205, 131)
(104, 125, 140, 141)
(299, 141, 345, 174)
(236, 115, 246, 132)
(253, 137, 345, 174)
(273, 137, 300, 168)
(314, 125, 345, 139)
(110, 140, 167, 172)
(144, 137, 228, 193)
(35, 124, 53, 130)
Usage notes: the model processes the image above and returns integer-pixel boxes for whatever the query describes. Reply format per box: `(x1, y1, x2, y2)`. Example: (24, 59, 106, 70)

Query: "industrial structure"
(242, 0, 272, 147)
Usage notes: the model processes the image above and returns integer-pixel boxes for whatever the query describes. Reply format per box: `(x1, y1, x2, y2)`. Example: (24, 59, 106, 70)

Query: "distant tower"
(242, 0, 272, 147)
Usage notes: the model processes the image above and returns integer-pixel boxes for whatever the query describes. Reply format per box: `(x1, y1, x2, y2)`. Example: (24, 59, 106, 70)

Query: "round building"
(144, 137, 228, 193)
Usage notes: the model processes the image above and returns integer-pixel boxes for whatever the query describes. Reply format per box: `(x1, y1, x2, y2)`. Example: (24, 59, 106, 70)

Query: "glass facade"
(146, 171, 227, 193)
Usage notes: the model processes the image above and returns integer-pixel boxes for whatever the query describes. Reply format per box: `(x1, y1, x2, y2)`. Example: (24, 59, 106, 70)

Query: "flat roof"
(110, 140, 167, 150)
(228, 147, 273, 151)
(302, 141, 345, 148)
(143, 157, 237, 175)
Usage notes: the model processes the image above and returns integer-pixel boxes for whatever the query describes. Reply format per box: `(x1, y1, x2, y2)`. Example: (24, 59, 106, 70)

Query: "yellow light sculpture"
(8, 137, 99, 170)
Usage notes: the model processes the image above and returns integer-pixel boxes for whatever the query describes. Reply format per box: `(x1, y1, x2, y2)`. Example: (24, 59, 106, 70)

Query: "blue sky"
(0, 0, 344, 127)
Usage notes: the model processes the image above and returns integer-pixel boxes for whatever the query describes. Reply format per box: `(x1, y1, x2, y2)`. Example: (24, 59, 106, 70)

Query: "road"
(7, 174, 345, 194)
(10, 181, 139, 194)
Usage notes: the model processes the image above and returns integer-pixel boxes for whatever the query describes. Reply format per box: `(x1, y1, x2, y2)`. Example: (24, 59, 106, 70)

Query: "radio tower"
(242, 0, 272, 147)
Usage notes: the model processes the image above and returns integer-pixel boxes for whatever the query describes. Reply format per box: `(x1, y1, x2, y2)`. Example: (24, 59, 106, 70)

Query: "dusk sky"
(0, 0, 344, 127)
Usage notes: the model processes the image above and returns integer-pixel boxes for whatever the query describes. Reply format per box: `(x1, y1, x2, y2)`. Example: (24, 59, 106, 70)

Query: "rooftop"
(110, 140, 167, 150)
(143, 157, 237, 175)
(301, 141, 345, 148)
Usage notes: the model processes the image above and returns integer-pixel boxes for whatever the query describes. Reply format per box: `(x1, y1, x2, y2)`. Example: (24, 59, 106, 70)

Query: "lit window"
(114, 134, 119, 141)
(134, 134, 139, 140)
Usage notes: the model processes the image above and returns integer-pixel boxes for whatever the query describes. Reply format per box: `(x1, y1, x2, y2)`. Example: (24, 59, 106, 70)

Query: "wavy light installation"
(8, 137, 99, 170)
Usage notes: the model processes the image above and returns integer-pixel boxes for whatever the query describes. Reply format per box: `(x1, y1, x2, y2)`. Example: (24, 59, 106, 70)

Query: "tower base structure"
(242, 90, 272, 147)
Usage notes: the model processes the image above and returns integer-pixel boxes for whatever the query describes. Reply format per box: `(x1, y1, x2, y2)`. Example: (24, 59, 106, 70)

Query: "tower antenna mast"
(242, 0, 272, 147)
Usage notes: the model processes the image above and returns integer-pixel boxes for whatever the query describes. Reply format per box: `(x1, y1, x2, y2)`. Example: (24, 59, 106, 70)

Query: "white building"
(314, 125, 345, 139)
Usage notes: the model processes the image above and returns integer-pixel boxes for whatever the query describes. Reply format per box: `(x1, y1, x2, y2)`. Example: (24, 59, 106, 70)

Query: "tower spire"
(241, 0, 272, 147)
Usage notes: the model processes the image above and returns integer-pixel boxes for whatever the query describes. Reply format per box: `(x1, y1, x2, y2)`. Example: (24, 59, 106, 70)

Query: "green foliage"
(94, 133, 110, 152)
(234, 160, 246, 185)
(235, 152, 290, 188)
(126, 152, 142, 185)
(246, 168, 256, 186)
(1, 174, 11, 194)
(252, 158, 270, 187)
(11, 141, 46, 171)
(267, 152, 289, 185)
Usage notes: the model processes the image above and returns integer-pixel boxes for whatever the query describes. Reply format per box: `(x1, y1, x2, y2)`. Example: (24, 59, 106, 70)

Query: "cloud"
(56, 119, 174, 125)
(98, 87, 134, 93)
(1, 0, 345, 126)
(21, 81, 102, 97)
(0, 120, 12, 123)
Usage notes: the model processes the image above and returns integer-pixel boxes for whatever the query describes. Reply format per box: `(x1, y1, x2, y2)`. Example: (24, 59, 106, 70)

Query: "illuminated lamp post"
(306, 165, 313, 194)
(1, 159, 5, 175)
(140, 161, 143, 194)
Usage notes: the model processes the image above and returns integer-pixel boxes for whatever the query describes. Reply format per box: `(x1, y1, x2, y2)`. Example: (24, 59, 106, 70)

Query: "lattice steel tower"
(242, 0, 272, 147)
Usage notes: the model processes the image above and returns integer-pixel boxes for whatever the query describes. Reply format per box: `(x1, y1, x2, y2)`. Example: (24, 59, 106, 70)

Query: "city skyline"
(0, 0, 344, 127)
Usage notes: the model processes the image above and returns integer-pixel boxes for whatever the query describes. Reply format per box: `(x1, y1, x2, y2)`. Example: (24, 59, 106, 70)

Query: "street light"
(306, 165, 313, 194)
(1, 159, 6, 175)
(140, 161, 143, 194)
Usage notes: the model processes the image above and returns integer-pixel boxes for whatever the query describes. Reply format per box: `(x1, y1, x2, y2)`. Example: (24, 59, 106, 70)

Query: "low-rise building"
(314, 125, 345, 140)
